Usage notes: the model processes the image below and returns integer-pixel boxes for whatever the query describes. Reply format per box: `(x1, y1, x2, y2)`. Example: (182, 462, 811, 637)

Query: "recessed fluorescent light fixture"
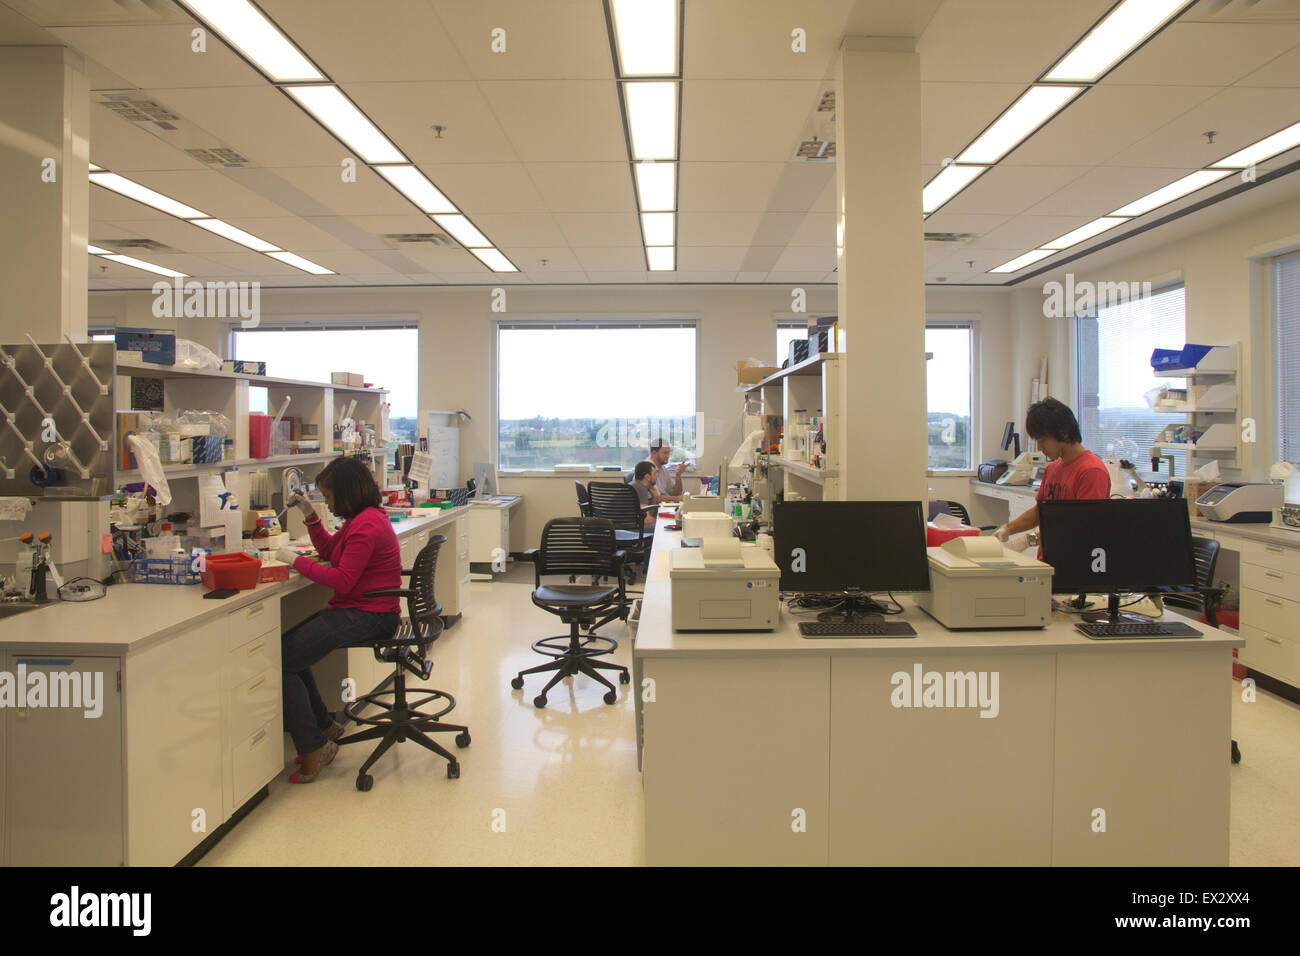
(100, 254, 188, 278)
(922, 164, 988, 214)
(176, 0, 323, 82)
(1041, 216, 1129, 250)
(624, 81, 677, 160)
(433, 215, 491, 248)
(1210, 120, 1300, 169)
(87, 245, 111, 255)
(635, 162, 675, 211)
(266, 251, 334, 275)
(1044, 0, 1189, 83)
(609, 0, 679, 76)
(1110, 169, 1230, 217)
(89, 172, 206, 219)
(646, 246, 674, 271)
(190, 218, 280, 252)
(471, 248, 518, 272)
(641, 212, 674, 246)
(283, 85, 404, 164)
(990, 249, 1054, 274)
(957, 85, 1083, 164)
(374, 165, 457, 214)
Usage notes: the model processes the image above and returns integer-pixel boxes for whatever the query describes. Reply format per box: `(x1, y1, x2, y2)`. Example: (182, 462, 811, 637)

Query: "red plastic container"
(926, 523, 980, 548)
(249, 413, 271, 459)
(200, 552, 262, 591)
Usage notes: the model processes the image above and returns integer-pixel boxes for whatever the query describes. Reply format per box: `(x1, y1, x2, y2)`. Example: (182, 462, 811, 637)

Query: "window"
(1276, 251, 1300, 463)
(232, 327, 419, 442)
(497, 323, 697, 470)
(776, 323, 805, 365)
(926, 324, 973, 470)
(1074, 284, 1185, 479)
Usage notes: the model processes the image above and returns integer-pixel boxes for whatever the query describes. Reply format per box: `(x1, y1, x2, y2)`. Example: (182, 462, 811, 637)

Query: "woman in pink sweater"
(274, 457, 402, 783)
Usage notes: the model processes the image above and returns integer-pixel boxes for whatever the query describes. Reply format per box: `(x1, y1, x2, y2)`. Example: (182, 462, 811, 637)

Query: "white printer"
(670, 538, 780, 631)
(680, 493, 725, 514)
(914, 536, 1053, 630)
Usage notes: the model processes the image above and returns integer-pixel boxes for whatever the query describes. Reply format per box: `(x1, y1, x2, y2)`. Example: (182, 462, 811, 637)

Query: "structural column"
(0, 46, 90, 342)
(834, 37, 927, 501)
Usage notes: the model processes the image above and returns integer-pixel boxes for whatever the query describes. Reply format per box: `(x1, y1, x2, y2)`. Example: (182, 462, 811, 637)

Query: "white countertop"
(633, 516, 1241, 658)
(0, 506, 466, 656)
(1191, 516, 1300, 548)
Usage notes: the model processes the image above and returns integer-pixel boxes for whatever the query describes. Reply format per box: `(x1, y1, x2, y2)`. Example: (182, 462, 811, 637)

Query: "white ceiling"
(1, 0, 1298, 288)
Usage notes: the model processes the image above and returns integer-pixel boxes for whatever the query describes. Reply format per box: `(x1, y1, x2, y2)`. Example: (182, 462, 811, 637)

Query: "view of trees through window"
(926, 326, 973, 470)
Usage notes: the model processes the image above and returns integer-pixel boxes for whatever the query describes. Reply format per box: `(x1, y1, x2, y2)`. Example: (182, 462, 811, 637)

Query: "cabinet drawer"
(226, 598, 279, 651)
(1241, 562, 1299, 601)
(231, 719, 283, 809)
(225, 665, 281, 744)
(1240, 538, 1300, 576)
(1241, 587, 1299, 639)
(225, 627, 280, 690)
(1239, 623, 1300, 684)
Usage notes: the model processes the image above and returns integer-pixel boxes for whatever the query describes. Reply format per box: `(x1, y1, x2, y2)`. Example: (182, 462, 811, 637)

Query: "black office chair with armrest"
(337, 534, 470, 789)
(1158, 536, 1239, 763)
(575, 479, 593, 517)
(587, 480, 655, 579)
(512, 518, 631, 708)
(929, 499, 998, 532)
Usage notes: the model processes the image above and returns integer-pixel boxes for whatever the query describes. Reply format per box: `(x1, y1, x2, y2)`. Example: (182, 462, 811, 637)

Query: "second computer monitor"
(472, 462, 498, 498)
(772, 500, 930, 594)
(1038, 498, 1196, 594)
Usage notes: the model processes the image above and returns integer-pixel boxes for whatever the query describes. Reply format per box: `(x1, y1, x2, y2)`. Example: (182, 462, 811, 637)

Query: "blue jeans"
(281, 608, 401, 755)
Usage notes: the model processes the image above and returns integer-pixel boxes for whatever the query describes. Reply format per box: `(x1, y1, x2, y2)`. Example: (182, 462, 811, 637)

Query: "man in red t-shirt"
(995, 398, 1111, 552)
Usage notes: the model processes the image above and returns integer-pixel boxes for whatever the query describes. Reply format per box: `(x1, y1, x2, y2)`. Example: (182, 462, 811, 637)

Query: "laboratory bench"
(0, 506, 469, 867)
(633, 516, 1242, 866)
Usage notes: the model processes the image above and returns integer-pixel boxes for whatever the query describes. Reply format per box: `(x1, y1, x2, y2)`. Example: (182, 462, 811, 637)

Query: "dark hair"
(1025, 397, 1082, 444)
(316, 456, 382, 519)
(634, 461, 655, 481)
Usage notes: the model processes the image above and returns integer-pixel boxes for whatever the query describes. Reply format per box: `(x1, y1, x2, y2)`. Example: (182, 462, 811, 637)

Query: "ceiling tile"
(573, 247, 648, 271)
(939, 165, 1090, 217)
(677, 247, 750, 271)
(48, 24, 264, 89)
(771, 246, 835, 272)
(90, 104, 209, 172)
(429, 0, 611, 80)
(921, 81, 1026, 166)
(526, 163, 634, 212)
(554, 213, 643, 246)
(1023, 165, 1210, 217)
(420, 163, 550, 214)
(682, 81, 823, 162)
(678, 212, 762, 246)
(469, 213, 570, 247)
(1105, 22, 1300, 87)
(346, 82, 519, 164)
(479, 80, 626, 162)
(1236, 40, 1300, 87)
(678, 163, 786, 212)
(120, 168, 297, 219)
(684, 0, 854, 80)
(786, 212, 834, 246)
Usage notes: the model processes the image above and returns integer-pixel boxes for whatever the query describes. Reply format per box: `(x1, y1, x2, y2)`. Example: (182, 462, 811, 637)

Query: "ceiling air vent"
(98, 94, 179, 129)
(794, 138, 835, 162)
(381, 233, 455, 248)
(818, 91, 835, 112)
(924, 232, 977, 243)
(94, 238, 177, 253)
(184, 147, 252, 168)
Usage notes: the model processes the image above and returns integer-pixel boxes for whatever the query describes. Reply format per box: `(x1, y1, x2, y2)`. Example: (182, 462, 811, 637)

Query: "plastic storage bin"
(926, 523, 980, 548)
(130, 556, 201, 585)
(199, 552, 262, 590)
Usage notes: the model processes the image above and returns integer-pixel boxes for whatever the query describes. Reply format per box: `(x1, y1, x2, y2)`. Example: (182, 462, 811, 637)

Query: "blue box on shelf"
(116, 330, 176, 365)
(130, 557, 201, 585)
(788, 338, 810, 365)
(190, 435, 223, 464)
(1150, 344, 1214, 372)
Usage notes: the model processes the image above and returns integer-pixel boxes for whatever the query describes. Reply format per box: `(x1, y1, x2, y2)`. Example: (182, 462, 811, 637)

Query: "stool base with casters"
(340, 672, 470, 789)
(511, 626, 630, 708)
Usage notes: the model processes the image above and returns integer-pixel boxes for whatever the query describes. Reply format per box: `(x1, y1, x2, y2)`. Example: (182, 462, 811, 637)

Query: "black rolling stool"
(338, 533, 470, 789)
(511, 517, 631, 708)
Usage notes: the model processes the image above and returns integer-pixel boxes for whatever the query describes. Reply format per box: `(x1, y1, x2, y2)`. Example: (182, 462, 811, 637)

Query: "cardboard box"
(736, 362, 779, 385)
(115, 330, 175, 365)
(331, 372, 364, 387)
(331, 372, 350, 386)
(222, 360, 266, 375)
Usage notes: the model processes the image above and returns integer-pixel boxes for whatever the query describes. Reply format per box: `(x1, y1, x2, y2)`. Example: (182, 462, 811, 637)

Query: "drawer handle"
(250, 729, 267, 745)
(1265, 636, 1283, 646)
(1265, 571, 1283, 580)
(1265, 598, 1283, 607)
(1266, 546, 1284, 554)
(247, 603, 265, 618)
(247, 640, 265, 655)
(248, 676, 267, 691)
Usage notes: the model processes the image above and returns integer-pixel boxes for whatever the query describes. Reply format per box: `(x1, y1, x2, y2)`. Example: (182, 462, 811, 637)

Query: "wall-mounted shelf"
(117, 360, 386, 393)
(774, 458, 836, 484)
(1150, 344, 1239, 475)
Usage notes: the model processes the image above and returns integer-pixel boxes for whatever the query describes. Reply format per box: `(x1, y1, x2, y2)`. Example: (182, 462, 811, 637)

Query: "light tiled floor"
(199, 573, 1299, 866)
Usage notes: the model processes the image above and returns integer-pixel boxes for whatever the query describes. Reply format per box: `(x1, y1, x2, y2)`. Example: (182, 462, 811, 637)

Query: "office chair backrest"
(1190, 536, 1220, 590)
(944, 500, 973, 526)
(575, 479, 593, 517)
(467, 477, 477, 498)
(587, 480, 643, 530)
(408, 534, 446, 646)
(535, 517, 620, 582)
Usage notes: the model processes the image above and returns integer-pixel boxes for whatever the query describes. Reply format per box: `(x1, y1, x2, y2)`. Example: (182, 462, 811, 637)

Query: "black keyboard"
(1076, 621, 1201, 639)
(799, 621, 917, 638)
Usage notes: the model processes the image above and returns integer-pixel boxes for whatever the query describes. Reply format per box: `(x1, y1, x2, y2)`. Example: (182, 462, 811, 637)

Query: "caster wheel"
(356, 774, 373, 792)
(603, 690, 617, 705)
(533, 695, 547, 708)
(455, 731, 471, 748)
(510, 677, 524, 690)
(619, 671, 630, 684)
(446, 762, 460, 779)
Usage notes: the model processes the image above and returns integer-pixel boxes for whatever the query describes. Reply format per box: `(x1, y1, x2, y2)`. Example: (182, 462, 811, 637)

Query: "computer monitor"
(1001, 421, 1021, 457)
(472, 462, 498, 498)
(1038, 498, 1197, 623)
(772, 500, 930, 619)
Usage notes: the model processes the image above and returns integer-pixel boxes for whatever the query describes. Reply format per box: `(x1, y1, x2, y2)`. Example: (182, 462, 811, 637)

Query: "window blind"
(1076, 284, 1186, 479)
(1275, 251, 1300, 463)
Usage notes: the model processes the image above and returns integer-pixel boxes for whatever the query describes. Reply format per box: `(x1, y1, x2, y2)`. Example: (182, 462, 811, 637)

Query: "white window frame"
(925, 317, 980, 476)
